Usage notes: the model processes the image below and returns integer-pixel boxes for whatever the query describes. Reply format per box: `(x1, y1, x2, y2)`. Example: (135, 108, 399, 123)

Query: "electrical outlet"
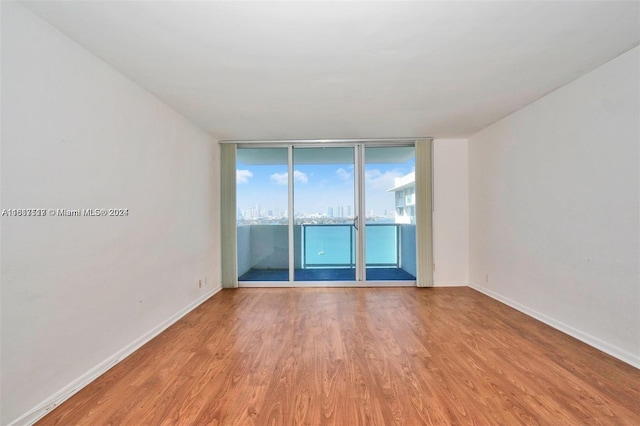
(198, 280, 202, 288)
(205, 277, 208, 286)
(485, 274, 489, 283)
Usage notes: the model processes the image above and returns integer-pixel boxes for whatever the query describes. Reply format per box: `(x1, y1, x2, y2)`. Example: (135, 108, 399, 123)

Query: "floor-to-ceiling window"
(293, 147, 357, 282)
(222, 139, 431, 288)
(364, 146, 416, 281)
(236, 147, 290, 281)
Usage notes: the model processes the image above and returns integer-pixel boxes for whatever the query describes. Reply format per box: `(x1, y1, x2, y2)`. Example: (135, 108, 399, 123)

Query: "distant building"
(388, 172, 415, 224)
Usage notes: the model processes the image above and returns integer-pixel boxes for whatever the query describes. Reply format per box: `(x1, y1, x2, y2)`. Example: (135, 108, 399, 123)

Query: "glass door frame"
(226, 138, 428, 288)
(291, 143, 362, 285)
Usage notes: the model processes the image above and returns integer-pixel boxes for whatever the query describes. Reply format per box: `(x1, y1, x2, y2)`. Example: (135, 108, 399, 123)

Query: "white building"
(388, 172, 416, 224)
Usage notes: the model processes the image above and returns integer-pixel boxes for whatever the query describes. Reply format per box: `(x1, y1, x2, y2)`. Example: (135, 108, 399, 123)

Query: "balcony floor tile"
(239, 268, 415, 282)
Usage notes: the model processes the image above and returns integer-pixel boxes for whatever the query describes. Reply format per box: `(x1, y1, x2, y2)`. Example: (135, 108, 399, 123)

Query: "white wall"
(0, 3, 220, 424)
(433, 139, 469, 286)
(468, 47, 639, 367)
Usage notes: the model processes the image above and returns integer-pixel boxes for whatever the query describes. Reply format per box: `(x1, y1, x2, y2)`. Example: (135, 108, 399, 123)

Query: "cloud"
(336, 168, 352, 181)
(365, 169, 404, 190)
(236, 169, 253, 184)
(270, 172, 288, 185)
(270, 170, 308, 185)
(294, 170, 308, 184)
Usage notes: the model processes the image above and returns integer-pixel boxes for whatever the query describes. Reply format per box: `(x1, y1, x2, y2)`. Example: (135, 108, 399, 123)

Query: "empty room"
(1, 1, 639, 425)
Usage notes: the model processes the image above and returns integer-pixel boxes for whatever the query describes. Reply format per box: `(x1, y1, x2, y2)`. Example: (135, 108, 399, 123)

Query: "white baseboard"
(433, 281, 468, 287)
(10, 286, 222, 426)
(468, 281, 640, 369)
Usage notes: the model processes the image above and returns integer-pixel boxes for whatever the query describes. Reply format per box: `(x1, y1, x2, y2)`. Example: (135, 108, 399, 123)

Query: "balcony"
(237, 223, 416, 281)
(405, 193, 415, 205)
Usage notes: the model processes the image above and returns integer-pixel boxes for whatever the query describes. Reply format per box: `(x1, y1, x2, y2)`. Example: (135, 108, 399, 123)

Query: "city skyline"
(237, 203, 393, 222)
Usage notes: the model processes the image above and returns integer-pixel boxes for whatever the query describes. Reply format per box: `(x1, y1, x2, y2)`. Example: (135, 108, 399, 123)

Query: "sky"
(236, 156, 414, 217)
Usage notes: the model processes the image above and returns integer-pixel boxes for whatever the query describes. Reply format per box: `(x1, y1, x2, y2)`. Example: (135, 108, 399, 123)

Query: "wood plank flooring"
(38, 287, 640, 425)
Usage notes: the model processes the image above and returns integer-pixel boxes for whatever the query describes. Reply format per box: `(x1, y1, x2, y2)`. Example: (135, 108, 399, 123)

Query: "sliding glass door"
(232, 141, 424, 287)
(236, 147, 290, 281)
(293, 147, 357, 282)
(364, 146, 416, 281)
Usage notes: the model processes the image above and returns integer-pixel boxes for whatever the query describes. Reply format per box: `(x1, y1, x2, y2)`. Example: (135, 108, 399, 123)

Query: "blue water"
(304, 225, 397, 267)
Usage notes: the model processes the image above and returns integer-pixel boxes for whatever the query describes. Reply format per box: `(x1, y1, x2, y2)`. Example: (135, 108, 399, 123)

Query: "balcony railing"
(301, 224, 400, 269)
(237, 222, 417, 279)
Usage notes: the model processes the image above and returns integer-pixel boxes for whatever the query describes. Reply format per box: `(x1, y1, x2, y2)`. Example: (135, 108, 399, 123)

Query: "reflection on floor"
(238, 268, 415, 282)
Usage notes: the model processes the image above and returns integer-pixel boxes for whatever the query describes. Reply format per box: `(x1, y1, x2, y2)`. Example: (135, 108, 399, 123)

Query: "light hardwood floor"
(38, 287, 640, 425)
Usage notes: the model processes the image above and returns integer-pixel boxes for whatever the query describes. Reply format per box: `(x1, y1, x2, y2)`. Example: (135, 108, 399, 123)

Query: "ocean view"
(303, 224, 398, 267)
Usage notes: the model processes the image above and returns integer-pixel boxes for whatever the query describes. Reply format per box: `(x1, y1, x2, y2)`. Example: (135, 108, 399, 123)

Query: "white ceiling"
(20, 1, 640, 140)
